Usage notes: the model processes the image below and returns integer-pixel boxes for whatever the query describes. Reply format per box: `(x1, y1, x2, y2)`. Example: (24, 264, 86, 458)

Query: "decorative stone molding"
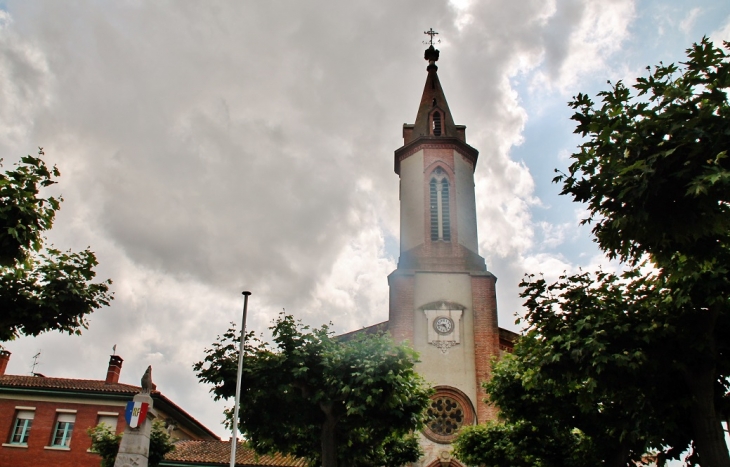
(431, 340, 458, 354)
(394, 137, 479, 175)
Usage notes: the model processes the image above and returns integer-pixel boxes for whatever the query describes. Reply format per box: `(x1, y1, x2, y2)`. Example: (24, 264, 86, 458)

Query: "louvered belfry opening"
(430, 178, 439, 240)
(441, 181, 451, 241)
(429, 167, 450, 242)
(432, 111, 442, 136)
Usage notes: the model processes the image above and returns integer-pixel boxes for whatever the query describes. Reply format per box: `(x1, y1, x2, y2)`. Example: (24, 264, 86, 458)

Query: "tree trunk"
(684, 307, 730, 467)
(686, 367, 730, 467)
(606, 440, 630, 467)
(320, 402, 338, 467)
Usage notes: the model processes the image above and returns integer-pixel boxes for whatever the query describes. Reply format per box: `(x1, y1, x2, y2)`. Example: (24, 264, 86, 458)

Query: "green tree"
(559, 37, 730, 466)
(455, 269, 697, 467)
(0, 149, 112, 342)
(454, 38, 730, 467)
(88, 419, 175, 467)
(194, 313, 432, 467)
(562, 40, 730, 267)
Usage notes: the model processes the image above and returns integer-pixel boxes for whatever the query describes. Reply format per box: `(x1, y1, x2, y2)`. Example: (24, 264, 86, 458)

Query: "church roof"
(336, 321, 520, 351)
(395, 45, 478, 174)
(336, 321, 389, 341)
(410, 45, 459, 141)
(162, 440, 306, 466)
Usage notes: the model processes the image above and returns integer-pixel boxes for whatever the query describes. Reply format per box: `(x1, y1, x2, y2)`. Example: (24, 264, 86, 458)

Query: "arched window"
(432, 111, 442, 136)
(429, 168, 451, 241)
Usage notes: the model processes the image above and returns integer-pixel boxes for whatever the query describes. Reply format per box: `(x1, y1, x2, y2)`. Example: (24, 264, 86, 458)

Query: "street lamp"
(230, 291, 251, 467)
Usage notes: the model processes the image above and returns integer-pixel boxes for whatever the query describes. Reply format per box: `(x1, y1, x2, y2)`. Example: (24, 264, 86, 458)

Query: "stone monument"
(114, 366, 156, 467)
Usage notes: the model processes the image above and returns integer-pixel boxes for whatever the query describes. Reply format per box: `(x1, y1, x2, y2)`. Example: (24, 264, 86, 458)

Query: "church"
(344, 36, 518, 467)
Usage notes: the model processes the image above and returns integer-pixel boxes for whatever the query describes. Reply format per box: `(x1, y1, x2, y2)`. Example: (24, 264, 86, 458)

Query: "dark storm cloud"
(8, 1, 458, 308)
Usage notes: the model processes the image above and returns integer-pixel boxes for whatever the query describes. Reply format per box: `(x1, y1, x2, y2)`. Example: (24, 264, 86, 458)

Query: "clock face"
(433, 316, 454, 335)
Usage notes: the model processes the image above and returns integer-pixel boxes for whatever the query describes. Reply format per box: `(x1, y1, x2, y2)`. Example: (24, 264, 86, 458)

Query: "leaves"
(456, 269, 696, 466)
(87, 422, 122, 467)
(456, 38, 730, 467)
(454, 420, 597, 467)
(561, 38, 730, 266)
(0, 150, 113, 342)
(194, 313, 431, 467)
(88, 419, 175, 467)
(558, 37, 730, 465)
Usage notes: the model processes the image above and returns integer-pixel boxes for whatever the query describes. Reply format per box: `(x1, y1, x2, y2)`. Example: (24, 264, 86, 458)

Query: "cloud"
(0, 0, 723, 438)
(0, 10, 52, 153)
(537, 221, 575, 248)
(680, 8, 701, 35)
(710, 15, 730, 44)
(0, 0, 460, 435)
(530, 0, 636, 93)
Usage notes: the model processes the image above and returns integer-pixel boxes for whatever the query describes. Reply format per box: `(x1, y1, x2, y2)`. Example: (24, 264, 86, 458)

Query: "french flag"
(125, 401, 149, 428)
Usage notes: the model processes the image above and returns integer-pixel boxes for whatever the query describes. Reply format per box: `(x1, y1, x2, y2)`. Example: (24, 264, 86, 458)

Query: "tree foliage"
(0, 150, 112, 342)
(88, 419, 175, 467)
(454, 418, 596, 467)
(561, 39, 730, 266)
(194, 314, 432, 467)
(454, 39, 730, 467)
(455, 269, 700, 467)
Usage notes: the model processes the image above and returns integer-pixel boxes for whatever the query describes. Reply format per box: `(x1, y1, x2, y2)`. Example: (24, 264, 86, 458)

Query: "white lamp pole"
(230, 291, 251, 467)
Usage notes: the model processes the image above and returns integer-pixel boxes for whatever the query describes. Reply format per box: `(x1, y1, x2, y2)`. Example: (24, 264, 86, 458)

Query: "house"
(0, 350, 218, 467)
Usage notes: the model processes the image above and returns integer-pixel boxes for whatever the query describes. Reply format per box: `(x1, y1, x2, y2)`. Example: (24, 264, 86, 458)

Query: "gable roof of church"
(335, 321, 389, 342)
(395, 45, 478, 174)
(410, 45, 459, 141)
(335, 320, 520, 353)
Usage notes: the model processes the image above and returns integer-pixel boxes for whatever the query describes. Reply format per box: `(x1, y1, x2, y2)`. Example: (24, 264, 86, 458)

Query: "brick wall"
(388, 271, 415, 345)
(0, 398, 124, 467)
(471, 274, 500, 423)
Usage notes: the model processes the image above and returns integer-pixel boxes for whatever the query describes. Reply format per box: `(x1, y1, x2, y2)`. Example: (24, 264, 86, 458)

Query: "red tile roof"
(165, 440, 307, 466)
(0, 374, 140, 393)
(499, 327, 520, 343)
(0, 374, 219, 439)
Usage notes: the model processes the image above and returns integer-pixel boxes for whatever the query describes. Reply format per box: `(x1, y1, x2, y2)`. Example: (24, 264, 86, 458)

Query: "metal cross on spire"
(423, 28, 440, 47)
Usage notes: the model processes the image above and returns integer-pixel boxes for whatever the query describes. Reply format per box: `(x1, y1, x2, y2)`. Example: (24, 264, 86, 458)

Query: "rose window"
(426, 395, 464, 436)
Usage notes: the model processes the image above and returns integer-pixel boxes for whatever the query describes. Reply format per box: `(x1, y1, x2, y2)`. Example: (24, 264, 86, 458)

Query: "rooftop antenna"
(423, 28, 440, 47)
(30, 350, 41, 375)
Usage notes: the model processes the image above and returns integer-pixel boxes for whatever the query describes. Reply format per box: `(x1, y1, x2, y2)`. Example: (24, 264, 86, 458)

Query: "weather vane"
(423, 28, 440, 47)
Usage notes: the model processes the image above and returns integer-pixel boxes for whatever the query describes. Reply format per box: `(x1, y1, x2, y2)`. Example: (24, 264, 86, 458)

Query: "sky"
(1, 0, 729, 440)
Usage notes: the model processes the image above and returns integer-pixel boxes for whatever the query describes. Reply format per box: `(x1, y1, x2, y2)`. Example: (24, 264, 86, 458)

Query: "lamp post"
(230, 291, 251, 467)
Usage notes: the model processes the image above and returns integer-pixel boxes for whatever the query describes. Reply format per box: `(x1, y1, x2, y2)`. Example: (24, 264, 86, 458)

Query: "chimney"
(106, 355, 123, 384)
(0, 350, 10, 376)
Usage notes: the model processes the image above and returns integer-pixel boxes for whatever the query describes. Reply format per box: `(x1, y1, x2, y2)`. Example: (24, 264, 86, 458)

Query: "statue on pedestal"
(114, 366, 156, 467)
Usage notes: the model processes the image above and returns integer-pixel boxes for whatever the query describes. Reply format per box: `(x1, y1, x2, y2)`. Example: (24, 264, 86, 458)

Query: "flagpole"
(230, 291, 251, 467)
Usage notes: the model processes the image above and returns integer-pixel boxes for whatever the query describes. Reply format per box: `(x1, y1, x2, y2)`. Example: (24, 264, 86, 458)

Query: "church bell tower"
(388, 39, 502, 466)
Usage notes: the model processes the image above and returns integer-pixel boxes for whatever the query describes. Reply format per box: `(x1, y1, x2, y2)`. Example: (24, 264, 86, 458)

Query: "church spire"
(405, 31, 462, 145)
(388, 33, 500, 454)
